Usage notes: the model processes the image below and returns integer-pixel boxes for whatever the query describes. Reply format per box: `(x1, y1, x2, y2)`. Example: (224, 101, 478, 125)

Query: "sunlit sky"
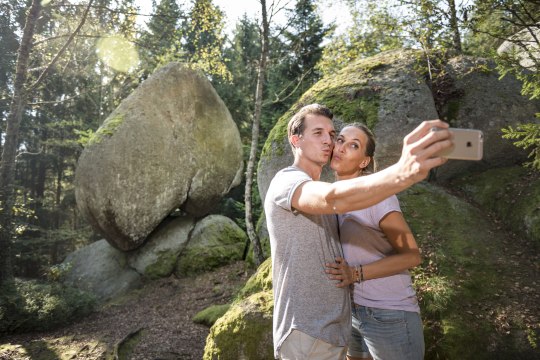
(135, 0, 352, 36)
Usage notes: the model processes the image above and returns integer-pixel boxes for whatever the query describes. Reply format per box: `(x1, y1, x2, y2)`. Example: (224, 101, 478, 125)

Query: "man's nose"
(323, 133, 333, 144)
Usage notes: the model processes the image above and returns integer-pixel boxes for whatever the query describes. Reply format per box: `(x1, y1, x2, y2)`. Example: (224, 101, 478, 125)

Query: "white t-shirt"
(339, 195, 420, 313)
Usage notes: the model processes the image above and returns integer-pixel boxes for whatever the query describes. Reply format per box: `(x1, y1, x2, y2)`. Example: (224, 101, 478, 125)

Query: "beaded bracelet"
(354, 265, 364, 283)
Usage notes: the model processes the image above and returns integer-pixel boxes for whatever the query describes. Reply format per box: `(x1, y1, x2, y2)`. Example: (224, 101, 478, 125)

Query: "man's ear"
(290, 135, 301, 148)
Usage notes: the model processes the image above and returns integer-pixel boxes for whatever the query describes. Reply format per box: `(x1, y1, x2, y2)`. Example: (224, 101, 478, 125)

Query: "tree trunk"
(0, 0, 42, 285)
(244, 0, 270, 266)
(447, 0, 462, 53)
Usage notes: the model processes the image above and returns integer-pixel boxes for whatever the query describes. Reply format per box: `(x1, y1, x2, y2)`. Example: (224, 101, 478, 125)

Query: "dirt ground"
(0, 261, 255, 360)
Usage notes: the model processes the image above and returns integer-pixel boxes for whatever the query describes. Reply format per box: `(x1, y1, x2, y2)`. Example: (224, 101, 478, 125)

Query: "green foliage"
(87, 112, 125, 146)
(138, 0, 185, 76)
(46, 262, 73, 283)
(464, 0, 540, 172)
(318, 0, 404, 76)
(183, 0, 231, 82)
(213, 16, 259, 142)
(502, 123, 540, 170)
(0, 278, 96, 334)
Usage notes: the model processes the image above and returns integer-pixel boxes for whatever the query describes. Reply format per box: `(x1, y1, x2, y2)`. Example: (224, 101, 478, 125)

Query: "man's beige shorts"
(278, 329, 347, 360)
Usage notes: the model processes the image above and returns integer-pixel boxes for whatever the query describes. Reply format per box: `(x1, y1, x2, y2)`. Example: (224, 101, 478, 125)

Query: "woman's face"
(330, 126, 371, 179)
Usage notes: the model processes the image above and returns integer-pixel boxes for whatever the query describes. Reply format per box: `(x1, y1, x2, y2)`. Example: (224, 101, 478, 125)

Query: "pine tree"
(138, 0, 184, 78)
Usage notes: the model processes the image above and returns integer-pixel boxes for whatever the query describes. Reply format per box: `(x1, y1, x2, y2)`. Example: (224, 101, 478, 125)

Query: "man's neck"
(292, 158, 324, 180)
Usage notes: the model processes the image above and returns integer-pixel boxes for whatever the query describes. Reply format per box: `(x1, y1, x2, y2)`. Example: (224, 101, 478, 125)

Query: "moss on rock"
(203, 290, 274, 360)
(143, 250, 179, 279)
(176, 216, 247, 276)
(399, 182, 537, 358)
(87, 112, 125, 146)
(193, 304, 231, 327)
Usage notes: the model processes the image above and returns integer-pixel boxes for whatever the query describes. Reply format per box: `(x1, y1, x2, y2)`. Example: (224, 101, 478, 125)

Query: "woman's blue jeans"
(347, 304, 425, 360)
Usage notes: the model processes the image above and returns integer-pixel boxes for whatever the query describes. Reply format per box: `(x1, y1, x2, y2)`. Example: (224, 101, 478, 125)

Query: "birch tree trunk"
(244, 0, 270, 266)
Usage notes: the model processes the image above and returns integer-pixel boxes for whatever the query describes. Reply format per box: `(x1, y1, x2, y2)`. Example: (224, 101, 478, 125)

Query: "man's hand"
(396, 120, 453, 185)
(325, 257, 355, 288)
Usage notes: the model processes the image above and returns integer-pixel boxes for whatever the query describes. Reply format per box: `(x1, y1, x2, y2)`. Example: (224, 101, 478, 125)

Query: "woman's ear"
(359, 157, 371, 170)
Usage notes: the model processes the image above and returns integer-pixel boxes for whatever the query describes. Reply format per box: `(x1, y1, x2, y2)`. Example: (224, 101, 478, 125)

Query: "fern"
(502, 122, 540, 170)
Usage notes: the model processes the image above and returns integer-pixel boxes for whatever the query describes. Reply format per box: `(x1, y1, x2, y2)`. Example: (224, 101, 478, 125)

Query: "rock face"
(63, 214, 248, 302)
(128, 216, 195, 279)
(257, 50, 540, 199)
(62, 240, 141, 302)
(434, 56, 539, 181)
(175, 215, 247, 276)
(75, 63, 243, 251)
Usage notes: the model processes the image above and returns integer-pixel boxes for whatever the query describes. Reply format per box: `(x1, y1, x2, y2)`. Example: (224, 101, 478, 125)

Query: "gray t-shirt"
(264, 166, 351, 357)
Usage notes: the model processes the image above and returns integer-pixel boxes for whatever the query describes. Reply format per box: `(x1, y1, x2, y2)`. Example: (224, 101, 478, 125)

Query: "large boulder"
(175, 214, 247, 276)
(127, 216, 195, 279)
(433, 56, 540, 181)
(62, 239, 141, 302)
(258, 50, 438, 201)
(257, 50, 540, 199)
(75, 63, 243, 251)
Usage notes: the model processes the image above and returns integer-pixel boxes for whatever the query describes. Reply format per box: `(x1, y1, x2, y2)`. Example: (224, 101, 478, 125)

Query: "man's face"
(294, 114, 336, 166)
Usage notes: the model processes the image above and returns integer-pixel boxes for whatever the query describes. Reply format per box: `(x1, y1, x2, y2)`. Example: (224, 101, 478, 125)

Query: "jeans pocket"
(366, 307, 405, 324)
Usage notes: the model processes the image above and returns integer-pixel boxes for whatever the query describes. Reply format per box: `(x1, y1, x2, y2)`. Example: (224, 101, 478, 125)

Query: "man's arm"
(291, 119, 452, 215)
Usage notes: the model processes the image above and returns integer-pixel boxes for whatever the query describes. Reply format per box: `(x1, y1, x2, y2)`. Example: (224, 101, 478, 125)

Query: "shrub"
(0, 278, 96, 334)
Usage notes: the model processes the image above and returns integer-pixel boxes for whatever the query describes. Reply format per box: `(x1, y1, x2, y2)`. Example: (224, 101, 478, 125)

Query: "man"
(264, 104, 451, 360)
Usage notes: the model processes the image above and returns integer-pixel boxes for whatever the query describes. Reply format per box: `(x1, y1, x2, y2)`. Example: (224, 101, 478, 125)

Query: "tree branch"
(28, 0, 95, 92)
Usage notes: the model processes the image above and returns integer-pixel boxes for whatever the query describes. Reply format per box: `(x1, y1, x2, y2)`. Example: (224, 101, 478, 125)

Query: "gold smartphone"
(435, 128, 484, 161)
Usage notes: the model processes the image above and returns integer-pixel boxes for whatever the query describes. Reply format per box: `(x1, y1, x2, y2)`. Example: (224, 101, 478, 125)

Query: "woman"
(325, 123, 425, 360)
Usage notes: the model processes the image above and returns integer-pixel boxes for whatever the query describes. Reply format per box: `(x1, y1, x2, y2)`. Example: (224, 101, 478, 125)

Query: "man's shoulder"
(272, 166, 311, 180)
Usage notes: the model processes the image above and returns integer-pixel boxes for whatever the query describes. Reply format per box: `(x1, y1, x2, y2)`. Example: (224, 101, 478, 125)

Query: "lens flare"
(96, 36, 139, 73)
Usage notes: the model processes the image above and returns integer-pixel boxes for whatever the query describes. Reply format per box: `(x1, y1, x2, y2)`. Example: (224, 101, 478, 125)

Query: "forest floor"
(0, 261, 255, 360)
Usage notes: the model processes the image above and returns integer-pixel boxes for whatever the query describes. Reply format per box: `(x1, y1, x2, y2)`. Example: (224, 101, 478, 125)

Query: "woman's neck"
(336, 170, 362, 181)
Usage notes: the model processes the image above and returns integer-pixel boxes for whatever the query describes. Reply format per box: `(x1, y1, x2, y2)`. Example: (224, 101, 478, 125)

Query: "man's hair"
(287, 104, 333, 149)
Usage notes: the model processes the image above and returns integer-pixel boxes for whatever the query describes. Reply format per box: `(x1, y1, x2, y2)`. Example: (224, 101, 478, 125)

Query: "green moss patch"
(87, 112, 125, 146)
(193, 304, 231, 327)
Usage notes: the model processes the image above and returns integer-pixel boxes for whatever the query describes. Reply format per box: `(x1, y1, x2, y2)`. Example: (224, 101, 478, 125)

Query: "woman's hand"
(325, 257, 355, 288)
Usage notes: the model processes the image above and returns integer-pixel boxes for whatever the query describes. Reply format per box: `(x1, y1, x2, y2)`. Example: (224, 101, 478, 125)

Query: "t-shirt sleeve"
(370, 195, 402, 226)
(273, 169, 312, 212)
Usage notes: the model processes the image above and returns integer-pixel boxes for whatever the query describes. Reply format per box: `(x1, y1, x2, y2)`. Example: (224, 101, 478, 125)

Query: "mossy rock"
(449, 166, 540, 247)
(257, 49, 439, 202)
(203, 290, 274, 360)
(176, 215, 248, 276)
(398, 181, 538, 358)
(193, 304, 231, 327)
